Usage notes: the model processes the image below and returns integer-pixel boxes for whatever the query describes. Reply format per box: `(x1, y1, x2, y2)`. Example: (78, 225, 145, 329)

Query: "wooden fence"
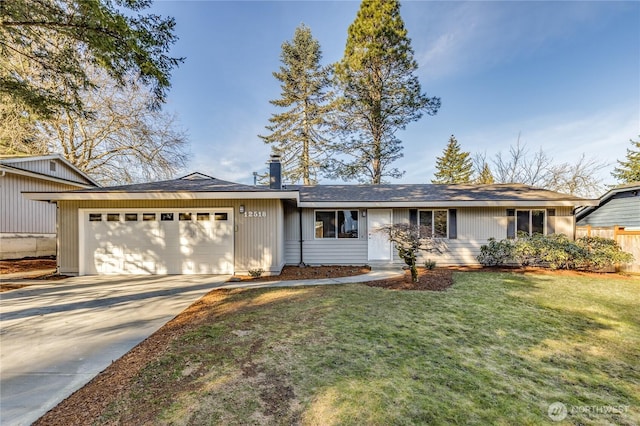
(575, 225, 640, 272)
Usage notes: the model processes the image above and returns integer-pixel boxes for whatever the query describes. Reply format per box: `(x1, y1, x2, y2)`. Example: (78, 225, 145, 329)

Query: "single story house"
(1, 155, 99, 260)
(25, 157, 597, 276)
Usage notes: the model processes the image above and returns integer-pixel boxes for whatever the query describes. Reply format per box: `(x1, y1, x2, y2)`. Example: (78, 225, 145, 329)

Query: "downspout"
(298, 207, 305, 267)
(55, 202, 60, 275)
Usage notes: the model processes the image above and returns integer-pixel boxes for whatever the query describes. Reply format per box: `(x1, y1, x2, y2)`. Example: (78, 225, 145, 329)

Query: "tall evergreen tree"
(431, 135, 473, 184)
(331, 0, 440, 184)
(259, 24, 333, 185)
(612, 137, 640, 184)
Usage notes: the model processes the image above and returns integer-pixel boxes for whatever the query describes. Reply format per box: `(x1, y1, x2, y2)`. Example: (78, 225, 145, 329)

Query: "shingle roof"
(23, 173, 598, 206)
(72, 175, 279, 193)
(293, 183, 589, 203)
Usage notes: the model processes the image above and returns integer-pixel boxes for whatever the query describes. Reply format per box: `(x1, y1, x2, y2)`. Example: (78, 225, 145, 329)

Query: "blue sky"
(150, 0, 640, 187)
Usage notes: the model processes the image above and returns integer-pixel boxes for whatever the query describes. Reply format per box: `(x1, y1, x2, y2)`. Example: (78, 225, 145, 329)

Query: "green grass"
(101, 272, 640, 425)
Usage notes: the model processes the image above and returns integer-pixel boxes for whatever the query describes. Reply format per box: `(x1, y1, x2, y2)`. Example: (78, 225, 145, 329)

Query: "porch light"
(239, 205, 245, 214)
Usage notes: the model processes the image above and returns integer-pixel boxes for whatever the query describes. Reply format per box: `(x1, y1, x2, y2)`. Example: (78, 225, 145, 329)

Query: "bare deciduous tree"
(35, 70, 189, 185)
(490, 138, 605, 198)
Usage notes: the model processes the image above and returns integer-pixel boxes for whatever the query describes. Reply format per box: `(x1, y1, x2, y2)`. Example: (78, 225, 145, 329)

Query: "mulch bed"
(365, 267, 454, 291)
(0, 257, 56, 274)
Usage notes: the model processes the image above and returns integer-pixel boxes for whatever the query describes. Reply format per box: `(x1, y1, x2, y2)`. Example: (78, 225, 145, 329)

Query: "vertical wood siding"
(59, 199, 285, 275)
(1, 174, 79, 234)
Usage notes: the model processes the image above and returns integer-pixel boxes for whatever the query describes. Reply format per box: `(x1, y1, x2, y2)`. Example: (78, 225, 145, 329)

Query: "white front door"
(367, 209, 392, 261)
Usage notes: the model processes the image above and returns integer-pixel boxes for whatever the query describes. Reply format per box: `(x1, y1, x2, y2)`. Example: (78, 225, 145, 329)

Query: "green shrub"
(477, 234, 633, 271)
(248, 268, 264, 278)
(424, 259, 437, 270)
(575, 236, 635, 271)
(477, 238, 515, 266)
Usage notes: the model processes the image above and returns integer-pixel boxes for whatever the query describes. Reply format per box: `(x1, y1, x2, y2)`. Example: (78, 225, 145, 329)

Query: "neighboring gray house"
(576, 183, 640, 272)
(1, 155, 99, 260)
(25, 158, 597, 276)
(576, 183, 640, 229)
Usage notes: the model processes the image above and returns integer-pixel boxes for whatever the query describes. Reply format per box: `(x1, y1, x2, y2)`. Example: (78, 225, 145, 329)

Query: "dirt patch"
(0, 257, 56, 274)
(235, 265, 371, 281)
(365, 267, 454, 291)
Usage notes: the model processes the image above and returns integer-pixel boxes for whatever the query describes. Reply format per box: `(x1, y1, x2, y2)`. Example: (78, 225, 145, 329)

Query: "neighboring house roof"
(0, 154, 99, 188)
(23, 174, 597, 208)
(575, 182, 640, 226)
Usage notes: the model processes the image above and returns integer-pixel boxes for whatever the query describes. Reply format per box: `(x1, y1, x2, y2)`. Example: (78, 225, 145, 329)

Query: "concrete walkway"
(0, 269, 401, 425)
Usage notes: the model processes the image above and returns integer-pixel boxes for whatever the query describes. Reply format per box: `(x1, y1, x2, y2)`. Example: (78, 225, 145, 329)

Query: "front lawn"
(41, 272, 640, 425)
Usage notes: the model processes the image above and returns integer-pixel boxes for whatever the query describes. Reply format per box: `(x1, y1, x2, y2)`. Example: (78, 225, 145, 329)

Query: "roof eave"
(1, 165, 97, 189)
(298, 200, 599, 208)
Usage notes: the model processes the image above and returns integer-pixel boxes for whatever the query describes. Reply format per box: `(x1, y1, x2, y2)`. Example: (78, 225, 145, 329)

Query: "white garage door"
(80, 209, 234, 275)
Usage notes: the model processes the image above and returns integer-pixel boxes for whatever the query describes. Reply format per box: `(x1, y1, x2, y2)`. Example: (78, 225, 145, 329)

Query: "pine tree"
(259, 24, 333, 185)
(612, 137, 640, 184)
(476, 162, 495, 184)
(1, 0, 182, 116)
(431, 135, 473, 184)
(332, 0, 440, 184)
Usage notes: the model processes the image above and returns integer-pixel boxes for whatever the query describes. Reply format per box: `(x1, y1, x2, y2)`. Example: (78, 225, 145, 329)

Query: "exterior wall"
(284, 206, 368, 265)
(285, 206, 575, 267)
(0, 173, 81, 234)
(0, 234, 56, 260)
(577, 191, 640, 228)
(58, 199, 285, 275)
(6, 158, 90, 185)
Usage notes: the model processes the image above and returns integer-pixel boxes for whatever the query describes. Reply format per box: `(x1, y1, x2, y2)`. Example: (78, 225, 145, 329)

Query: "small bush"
(477, 238, 515, 266)
(424, 259, 437, 270)
(248, 268, 264, 278)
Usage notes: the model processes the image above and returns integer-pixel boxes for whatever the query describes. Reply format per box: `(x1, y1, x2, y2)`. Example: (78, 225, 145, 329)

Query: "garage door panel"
(81, 209, 234, 275)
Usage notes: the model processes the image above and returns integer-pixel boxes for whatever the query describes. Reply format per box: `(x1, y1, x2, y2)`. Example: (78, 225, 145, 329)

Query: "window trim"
(314, 209, 360, 240)
(515, 209, 546, 236)
(418, 209, 449, 239)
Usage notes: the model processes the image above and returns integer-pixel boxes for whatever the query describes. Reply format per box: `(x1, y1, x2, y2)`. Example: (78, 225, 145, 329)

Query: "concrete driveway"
(0, 275, 230, 426)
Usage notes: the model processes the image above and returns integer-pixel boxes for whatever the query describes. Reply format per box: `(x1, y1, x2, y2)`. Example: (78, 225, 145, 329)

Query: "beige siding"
(1, 174, 79, 234)
(59, 199, 285, 275)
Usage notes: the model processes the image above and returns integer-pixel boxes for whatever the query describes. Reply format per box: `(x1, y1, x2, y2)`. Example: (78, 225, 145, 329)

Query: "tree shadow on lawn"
(35, 273, 640, 425)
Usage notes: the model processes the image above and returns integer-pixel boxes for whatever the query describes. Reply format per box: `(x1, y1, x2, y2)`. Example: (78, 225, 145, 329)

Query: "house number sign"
(244, 211, 267, 218)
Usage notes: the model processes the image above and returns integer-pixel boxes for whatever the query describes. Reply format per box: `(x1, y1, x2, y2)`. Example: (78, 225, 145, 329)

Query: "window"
(197, 212, 210, 221)
(179, 213, 192, 221)
(89, 213, 102, 222)
(214, 212, 228, 221)
(49, 161, 56, 172)
(516, 210, 545, 236)
(161, 213, 174, 221)
(419, 210, 448, 238)
(315, 210, 358, 239)
(106, 213, 120, 222)
(124, 213, 138, 222)
(143, 213, 156, 221)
